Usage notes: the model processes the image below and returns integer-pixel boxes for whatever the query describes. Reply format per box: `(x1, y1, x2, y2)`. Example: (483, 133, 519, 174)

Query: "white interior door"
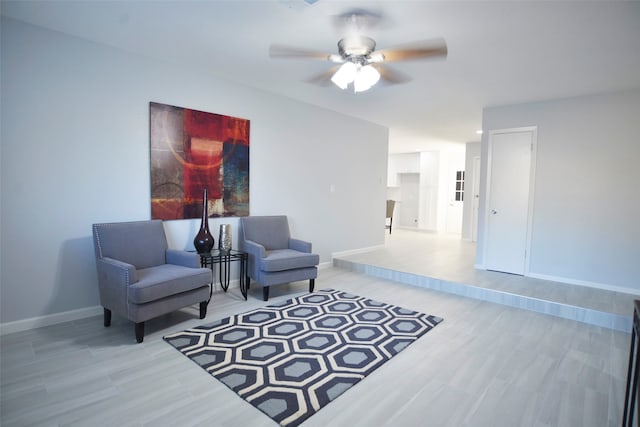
(484, 128, 536, 275)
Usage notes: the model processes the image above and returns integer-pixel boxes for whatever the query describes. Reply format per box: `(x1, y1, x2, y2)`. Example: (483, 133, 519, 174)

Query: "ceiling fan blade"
(305, 66, 340, 86)
(371, 64, 412, 85)
(269, 44, 333, 61)
(375, 38, 448, 62)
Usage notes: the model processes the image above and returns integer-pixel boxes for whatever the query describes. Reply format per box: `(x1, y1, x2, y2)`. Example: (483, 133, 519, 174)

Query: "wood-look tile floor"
(340, 229, 637, 317)
(0, 232, 632, 426)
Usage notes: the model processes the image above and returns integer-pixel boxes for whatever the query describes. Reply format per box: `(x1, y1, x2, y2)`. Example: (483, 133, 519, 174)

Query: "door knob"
(491, 209, 498, 215)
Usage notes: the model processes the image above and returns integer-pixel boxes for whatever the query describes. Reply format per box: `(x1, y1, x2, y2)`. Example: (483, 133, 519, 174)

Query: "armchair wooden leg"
(104, 308, 112, 327)
(309, 279, 315, 293)
(199, 301, 208, 319)
(263, 286, 270, 301)
(135, 322, 144, 343)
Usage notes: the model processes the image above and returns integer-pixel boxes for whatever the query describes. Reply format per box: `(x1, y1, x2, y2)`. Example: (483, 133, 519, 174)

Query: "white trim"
(483, 126, 538, 275)
(474, 265, 640, 296)
(525, 127, 538, 274)
(527, 272, 640, 297)
(318, 261, 333, 270)
(331, 245, 385, 259)
(0, 305, 103, 336)
(0, 262, 340, 335)
(0, 277, 245, 335)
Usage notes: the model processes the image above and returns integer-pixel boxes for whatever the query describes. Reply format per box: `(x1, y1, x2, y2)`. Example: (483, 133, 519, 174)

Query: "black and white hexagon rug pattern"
(164, 288, 443, 427)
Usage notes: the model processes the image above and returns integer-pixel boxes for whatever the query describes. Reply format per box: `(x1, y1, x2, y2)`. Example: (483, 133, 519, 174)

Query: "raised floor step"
(334, 257, 632, 332)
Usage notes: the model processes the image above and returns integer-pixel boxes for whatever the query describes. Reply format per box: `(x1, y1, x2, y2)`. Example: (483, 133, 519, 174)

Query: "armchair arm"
(97, 257, 138, 284)
(166, 249, 201, 268)
(289, 238, 312, 253)
(243, 239, 266, 280)
(243, 239, 266, 259)
(95, 257, 137, 313)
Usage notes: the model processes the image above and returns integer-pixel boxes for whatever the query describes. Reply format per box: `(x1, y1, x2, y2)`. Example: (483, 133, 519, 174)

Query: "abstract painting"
(150, 102, 250, 220)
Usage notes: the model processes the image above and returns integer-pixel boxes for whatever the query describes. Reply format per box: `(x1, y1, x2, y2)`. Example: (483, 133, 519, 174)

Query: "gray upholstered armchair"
(239, 216, 319, 301)
(92, 220, 212, 343)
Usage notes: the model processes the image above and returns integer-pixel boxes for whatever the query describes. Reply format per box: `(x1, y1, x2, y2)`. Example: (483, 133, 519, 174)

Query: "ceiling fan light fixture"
(269, 12, 448, 93)
(353, 64, 380, 92)
(332, 62, 380, 92)
(331, 61, 357, 89)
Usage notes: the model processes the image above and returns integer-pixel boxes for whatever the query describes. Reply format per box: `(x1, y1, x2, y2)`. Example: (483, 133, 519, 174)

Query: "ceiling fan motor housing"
(338, 36, 376, 60)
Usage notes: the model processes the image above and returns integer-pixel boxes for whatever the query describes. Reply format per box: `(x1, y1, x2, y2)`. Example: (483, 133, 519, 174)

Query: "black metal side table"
(197, 249, 249, 300)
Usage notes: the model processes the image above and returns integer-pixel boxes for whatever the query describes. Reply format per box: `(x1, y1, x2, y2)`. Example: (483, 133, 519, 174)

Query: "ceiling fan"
(269, 10, 447, 93)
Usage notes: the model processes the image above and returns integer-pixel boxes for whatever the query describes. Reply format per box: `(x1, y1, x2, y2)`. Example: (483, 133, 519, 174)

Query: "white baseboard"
(527, 272, 640, 297)
(0, 305, 103, 336)
(0, 273, 334, 336)
(395, 227, 438, 233)
(0, 281, 241, 336)
(318, 261, 333, 270)
(475, 264, 640, 297)
(331, 245, 385, 259)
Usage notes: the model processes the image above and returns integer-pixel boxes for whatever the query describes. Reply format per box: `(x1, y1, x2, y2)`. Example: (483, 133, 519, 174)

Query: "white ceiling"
(3, 0, 640, 153)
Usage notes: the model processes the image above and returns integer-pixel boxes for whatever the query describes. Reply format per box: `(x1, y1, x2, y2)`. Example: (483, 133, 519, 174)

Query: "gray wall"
(0, 18, 389, 325)
(477, 89, 640, 292)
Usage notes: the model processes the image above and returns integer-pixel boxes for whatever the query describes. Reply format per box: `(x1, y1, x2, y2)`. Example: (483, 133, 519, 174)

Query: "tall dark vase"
(193, 189, 215, 254)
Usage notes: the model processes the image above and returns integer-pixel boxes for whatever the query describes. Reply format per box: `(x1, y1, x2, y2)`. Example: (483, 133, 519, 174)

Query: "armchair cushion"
(129, 264, 212, 304)
(260, 249, 320, 272)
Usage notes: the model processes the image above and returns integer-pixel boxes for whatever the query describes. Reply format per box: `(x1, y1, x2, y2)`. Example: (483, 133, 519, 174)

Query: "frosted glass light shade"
(353, 65, 380, 92)
(331, 62, 380, 92)
(331, 62, 357, 89)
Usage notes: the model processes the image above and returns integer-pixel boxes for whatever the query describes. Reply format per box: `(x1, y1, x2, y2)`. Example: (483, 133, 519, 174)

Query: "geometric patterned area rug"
(164, 288, 443, 427)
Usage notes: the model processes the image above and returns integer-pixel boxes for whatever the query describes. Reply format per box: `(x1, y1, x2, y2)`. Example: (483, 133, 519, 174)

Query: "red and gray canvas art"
(150, 102, 250, 220)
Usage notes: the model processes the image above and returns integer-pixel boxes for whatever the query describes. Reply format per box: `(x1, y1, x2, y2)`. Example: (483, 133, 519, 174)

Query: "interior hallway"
(333, 229, 637, 332)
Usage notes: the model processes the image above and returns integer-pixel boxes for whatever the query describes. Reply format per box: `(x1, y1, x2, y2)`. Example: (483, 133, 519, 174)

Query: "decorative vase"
(193, 189, 215, 254)
(219, 224, 232, 253)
